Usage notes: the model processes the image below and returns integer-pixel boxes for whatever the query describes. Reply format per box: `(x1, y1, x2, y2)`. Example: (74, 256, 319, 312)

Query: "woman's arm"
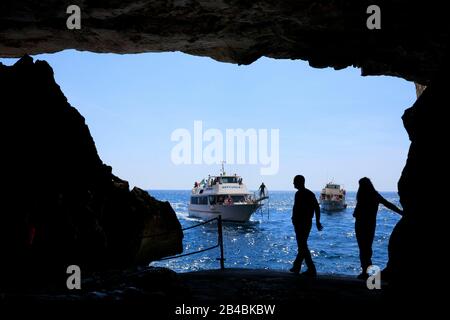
(378, 194, 403, 215)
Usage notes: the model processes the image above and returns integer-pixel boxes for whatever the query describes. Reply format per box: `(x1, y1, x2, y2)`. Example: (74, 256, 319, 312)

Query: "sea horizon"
(147, 188, 400, 193)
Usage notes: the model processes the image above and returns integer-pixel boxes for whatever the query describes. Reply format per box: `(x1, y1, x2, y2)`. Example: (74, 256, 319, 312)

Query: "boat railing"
(251, 189, 269, 202)
(145, 215, 225, 270)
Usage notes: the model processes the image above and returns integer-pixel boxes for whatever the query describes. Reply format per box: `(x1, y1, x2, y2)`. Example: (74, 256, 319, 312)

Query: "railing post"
(217, 215, 225, 270)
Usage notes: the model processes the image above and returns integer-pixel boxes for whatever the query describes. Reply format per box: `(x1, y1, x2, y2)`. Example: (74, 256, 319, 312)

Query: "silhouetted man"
(290, 175, 323, 276)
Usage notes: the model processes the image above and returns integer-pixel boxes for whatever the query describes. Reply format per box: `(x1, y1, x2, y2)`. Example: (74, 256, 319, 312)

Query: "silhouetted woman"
(353, 177, 402, 279)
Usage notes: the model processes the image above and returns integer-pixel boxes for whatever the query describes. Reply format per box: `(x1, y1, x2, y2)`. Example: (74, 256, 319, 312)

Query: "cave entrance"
(0, 50, 416, 276)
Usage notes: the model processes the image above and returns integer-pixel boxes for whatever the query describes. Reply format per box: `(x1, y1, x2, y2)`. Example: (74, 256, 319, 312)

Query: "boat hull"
(320, 200, 347, 212)
(188, 203, 260, 222)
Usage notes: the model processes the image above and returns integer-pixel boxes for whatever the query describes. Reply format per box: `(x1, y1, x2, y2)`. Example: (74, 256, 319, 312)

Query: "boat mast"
(221, 161, 226, 175)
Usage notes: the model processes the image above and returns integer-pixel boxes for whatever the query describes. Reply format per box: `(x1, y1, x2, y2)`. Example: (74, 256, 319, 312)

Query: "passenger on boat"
(259, 182, 266, 198)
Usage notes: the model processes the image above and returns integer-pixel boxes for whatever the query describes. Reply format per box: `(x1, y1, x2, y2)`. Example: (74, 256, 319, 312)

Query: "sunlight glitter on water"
(150, 190, 401, 275)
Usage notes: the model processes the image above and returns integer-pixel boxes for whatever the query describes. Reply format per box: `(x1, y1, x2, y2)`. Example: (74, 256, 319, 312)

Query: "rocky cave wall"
(0, 56, 183, 288)
(377, 72, 445, 301)
(1, 0, 449, 85)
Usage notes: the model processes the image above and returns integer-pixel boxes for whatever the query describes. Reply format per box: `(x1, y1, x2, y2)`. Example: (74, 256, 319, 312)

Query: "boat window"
(221, 177, 237, 183)
(191, 197, 198, 205)
(200, 196, 208, 205)
(231, 195, 245, 203)
(209, 196, 216, 205)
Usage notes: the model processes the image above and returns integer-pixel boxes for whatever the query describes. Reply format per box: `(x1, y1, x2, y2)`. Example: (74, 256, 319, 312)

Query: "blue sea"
(149, 190, 401, 276)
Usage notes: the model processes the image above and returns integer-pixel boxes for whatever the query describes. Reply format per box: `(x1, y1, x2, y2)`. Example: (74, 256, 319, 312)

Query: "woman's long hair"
(356, 177, 378, 203)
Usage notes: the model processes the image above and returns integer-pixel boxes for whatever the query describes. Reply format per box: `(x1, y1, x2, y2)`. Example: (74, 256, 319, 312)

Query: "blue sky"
(1, 50, 415, 191)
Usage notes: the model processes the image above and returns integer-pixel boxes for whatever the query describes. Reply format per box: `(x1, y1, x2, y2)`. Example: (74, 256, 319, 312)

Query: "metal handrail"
(142, 217, 217, 239)
(153, 215, 225, 270)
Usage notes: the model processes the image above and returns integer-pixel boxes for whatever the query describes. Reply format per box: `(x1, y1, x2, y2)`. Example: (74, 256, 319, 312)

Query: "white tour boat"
(188, 165, 268, 222)
(319, 182, 347, 211)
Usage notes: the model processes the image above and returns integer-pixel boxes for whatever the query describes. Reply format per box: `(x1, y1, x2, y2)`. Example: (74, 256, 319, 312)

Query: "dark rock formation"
(386, 70, 446, 303)
(1, 1, 449, 84)
(0, 56, 183, 289)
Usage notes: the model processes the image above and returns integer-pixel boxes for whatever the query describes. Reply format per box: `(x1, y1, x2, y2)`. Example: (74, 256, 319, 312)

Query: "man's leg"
(303, 242, 315, 271)
(291, 225, 304, 272)
(292, 253, 304, 272)
(300, 223, 315, 274)
(292, 224, 313, 273)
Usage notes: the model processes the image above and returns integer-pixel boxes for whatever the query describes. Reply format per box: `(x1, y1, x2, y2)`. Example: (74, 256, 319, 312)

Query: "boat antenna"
(221, 161, 226, 175)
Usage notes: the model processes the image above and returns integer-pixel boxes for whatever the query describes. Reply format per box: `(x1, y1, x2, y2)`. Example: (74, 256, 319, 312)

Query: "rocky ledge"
(1, 268, 440, 317)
